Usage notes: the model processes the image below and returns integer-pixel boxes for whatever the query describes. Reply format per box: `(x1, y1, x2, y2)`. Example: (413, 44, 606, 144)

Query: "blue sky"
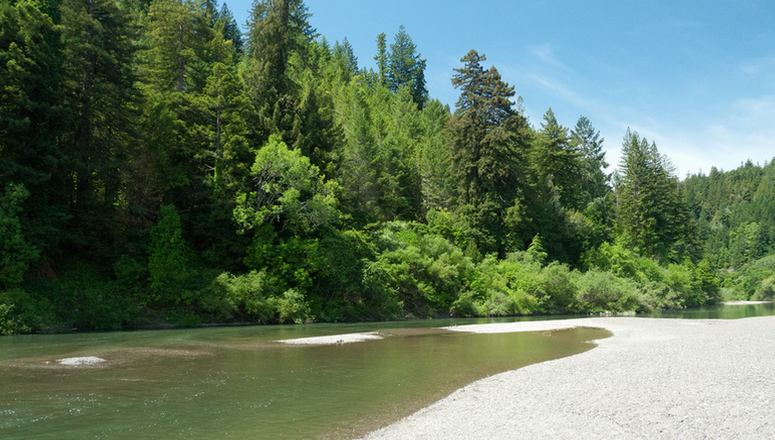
(229, 0, 775, 176)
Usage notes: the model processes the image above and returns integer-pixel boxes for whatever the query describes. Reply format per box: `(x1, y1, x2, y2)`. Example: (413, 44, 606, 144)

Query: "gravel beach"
(362, 316, 775, 439)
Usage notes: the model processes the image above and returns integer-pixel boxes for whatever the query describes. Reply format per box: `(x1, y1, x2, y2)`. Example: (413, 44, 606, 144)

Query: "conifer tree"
(374, 32, 387, 84)
(60, 0, 138, 251)
(387, 25, 427, 106)
(0, 0, 68, 254)
(531, 108, 585, 211)
(615, 130, 693, 261)
(447, 50, 531, 254)
(570, 116, 610, 202)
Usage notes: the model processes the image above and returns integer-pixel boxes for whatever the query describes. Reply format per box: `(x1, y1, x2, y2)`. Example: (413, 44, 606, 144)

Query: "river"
(1, 303, 772, 439)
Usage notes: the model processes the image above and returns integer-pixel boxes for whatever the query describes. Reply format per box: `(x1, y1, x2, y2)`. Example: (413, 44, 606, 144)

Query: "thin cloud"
(528, 43, 569, 71)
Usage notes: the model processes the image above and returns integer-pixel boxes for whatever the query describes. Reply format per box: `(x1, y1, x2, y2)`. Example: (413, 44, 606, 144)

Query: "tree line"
(1, 0, 773, 333)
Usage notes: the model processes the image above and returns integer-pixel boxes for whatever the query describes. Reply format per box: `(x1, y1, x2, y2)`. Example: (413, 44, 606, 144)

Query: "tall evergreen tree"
(60, 0, 138, 253)
(374, 32, 387, 84)
(447, 50, 530, 254)
(245, 0, 312, 141)
(387, 25, 427, 107)
(615, 130, 694, 261)
(570, 116, 610, 202)
(217, 3, 243, 55)
(0, 0, 68, 256)
(531, 108, 585, 211)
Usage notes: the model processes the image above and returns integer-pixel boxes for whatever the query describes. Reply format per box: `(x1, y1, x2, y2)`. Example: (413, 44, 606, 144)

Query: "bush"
(730, 254, 775, 299)
(365, 221, 473, 317)
(754, 276, 775, 300)
(0, 288, 55, 332)
(277, 289, 311, 324)
(0, 303, 28, 335)
(574, 270, 644, 313)
(532, 263, 577, 313)
(210, 270, 280, 322)
(454, 255, 539, 317)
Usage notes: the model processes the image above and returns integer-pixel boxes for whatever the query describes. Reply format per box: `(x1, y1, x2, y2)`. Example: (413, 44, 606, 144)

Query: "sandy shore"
(723, 300, 772, 305)
(277, 331, 383, 345)
(362, 316, 775, 439)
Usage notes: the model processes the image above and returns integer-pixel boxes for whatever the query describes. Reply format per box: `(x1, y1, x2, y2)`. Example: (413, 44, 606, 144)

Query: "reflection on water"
(0, 323, 608, 440)
(644, 302, 775, 319)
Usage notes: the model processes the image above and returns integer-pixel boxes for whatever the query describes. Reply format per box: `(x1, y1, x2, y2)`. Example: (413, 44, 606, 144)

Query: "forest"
(1, 0, 774, 334)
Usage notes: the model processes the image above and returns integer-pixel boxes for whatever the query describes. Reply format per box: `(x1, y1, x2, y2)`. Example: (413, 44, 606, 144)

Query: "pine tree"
(570, 116, 610, 202)
(245, 0, 312, 141)
(387, 25, 427, 107)
(60, 0, 138, 253)
(332, 37, 358, 78)
(531, 108, 585, 210)
(217, 3, 244, 55)
(374, 32, 387, 84)
(447, 50, 531, 254)
(0, 0, 68, 255)
(615, 130, 693, 261)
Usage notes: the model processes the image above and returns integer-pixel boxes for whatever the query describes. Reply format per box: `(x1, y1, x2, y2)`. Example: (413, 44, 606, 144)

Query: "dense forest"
(1, 0, 774, 334)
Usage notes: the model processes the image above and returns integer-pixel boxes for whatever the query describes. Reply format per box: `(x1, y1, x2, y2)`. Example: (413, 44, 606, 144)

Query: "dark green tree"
(570, 116, 610, 202)
(60, 0, 138, 254)
(0, 0, 68, 256)
(447, 50, 531, 254)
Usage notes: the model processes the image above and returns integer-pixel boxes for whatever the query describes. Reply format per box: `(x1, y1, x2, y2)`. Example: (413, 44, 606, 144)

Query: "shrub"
(0, 303, 28, 335)
(532, 263, 577, 313)
(366, 221, 473, 317)
(148, 204, 193, 307)
(210, 270, 280, 322)
(574, 270, 644, 313)
(754, 276, 775, 300)
(277, 289, 311, 324)
(455, 255, 539, 317)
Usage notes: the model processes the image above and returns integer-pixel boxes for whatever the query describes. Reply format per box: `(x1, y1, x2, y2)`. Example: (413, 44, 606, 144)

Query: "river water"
(1, 303, 771, 439)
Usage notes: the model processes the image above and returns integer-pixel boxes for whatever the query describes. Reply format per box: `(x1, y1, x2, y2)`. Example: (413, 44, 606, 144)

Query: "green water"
(644, 302, 775, 319)
(0, 320, 608, 440)
(2, 302, 771, 440)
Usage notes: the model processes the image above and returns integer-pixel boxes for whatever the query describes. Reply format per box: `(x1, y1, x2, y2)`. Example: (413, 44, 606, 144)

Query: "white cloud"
(528, 43, 569, 71)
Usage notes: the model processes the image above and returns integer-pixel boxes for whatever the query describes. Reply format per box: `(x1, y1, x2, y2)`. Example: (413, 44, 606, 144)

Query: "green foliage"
(365, 222, 473, 317)
(526, 234, 548, 266)
(574, 270, 643, 313)
(1, 0, 772, 333)
(386, 25, 427, 106)
(615, 130, 695, 261)
(447, 50, 530, 254)
(149, 205, 193, 306)
(234, 135, 339, 235)
(0, 184, 38, 288)
(453, 255, 540, 317)
(754, 276, 775, 301)
(277, 288, 310, 323)
(211, 270, 279, 322)
(729, 254, 775, 299)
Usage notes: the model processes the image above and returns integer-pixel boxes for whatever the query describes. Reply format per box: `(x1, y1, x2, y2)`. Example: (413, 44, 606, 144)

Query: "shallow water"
(0, 321, 608, 440)
(644, 302, 775, 319)
(2, 302, 771, 439)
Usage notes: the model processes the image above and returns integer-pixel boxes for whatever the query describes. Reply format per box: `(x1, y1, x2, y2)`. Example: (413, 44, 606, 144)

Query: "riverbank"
(362, 316, 775, 439)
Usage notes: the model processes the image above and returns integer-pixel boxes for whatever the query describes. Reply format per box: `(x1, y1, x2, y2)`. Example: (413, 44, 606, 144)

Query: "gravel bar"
(362, 316, 775, 439)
